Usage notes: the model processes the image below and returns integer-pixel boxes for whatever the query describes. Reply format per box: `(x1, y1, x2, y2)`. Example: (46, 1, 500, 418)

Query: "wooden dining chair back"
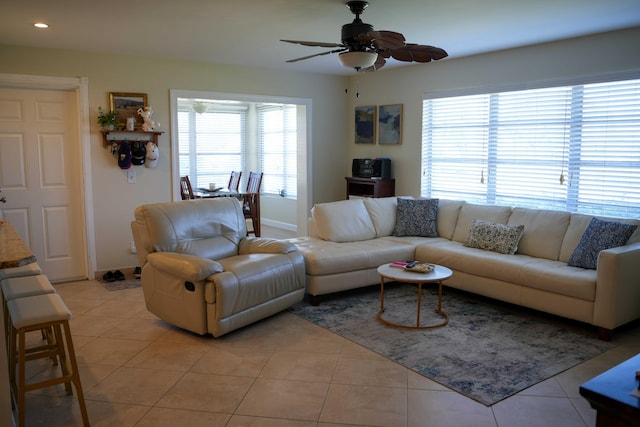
(180, 176, 195, 200)
(243, 172, 263, 236)
(228, 171, 242, 192)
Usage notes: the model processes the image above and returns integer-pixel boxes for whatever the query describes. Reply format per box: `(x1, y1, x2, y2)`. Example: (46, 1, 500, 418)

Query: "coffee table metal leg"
(379, 278, 385, 314)
(416, 283, 422, 327)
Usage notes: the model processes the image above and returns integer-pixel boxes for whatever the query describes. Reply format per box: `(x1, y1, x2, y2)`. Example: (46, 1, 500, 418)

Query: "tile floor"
(10, 278, 640, 427)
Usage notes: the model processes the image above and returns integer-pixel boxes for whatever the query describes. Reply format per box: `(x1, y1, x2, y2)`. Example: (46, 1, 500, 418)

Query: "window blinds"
(422, 78, 640, 218)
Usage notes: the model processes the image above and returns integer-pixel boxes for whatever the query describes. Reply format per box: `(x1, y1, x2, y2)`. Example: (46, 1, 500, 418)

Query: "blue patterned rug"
(288, 283, 615, 406)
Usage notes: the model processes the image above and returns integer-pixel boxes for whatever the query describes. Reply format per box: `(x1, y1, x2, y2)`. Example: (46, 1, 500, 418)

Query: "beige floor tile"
(570, 396, 597, 426)
(332, 355, 408, 388)
(68, 313, 128, 337)
(124, 339, 210, 371)
(22, 394, 89, 427)
(75, 337, 149, 366)
(227, 415, 317, 426)
(492, 395, 586, 427)
(190, 345, 273, 377)
(408, 389, 496, 427)
(86, 366, 184, 406)
(85, 400, 151, 427)
(156, 372, 254, 413)
(518, 377, 567, 398)
(259, 351, 339, 382)
(84, 297, 149, 318)
(100, 317, 172, 341)
(319, 383, 407, 427)
(236, 378, 329, 421)
(137, 407, 231, 426)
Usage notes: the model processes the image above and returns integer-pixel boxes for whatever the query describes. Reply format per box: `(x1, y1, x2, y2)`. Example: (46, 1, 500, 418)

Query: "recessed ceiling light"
(34, 22, 49, 29)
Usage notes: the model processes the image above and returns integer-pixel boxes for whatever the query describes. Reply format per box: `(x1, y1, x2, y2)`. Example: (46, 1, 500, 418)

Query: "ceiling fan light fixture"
(192, 101, 208, 114)
(339, 51, 377, 70)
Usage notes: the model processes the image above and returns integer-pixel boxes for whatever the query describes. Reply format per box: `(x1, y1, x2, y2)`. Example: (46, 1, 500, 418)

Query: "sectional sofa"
(287, 197, 640, 340)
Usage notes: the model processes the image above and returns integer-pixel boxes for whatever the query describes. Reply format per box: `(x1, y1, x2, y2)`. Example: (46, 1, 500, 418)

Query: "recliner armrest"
(238, 237, 298, 255)
(147, 252, 224, 282)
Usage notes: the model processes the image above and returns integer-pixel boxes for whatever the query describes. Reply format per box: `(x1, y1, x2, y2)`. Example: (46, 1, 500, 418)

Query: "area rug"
(289, 283, 615, 406)
(99, 278, 141, 291)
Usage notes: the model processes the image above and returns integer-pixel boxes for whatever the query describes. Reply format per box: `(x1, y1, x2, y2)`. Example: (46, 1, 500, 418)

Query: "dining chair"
(180, 176, 196, 200)
(228, 171, 242, 192)
(243, 172, 263, 236)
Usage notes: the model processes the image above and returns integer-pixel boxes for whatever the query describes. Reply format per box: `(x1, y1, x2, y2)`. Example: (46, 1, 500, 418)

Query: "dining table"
(0, 219, 38, 425)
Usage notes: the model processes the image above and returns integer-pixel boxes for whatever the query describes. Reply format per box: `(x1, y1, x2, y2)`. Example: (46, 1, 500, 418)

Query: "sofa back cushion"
(134, 198, 245, 261)
(508, 207, 571, 260)
(560, 213, 640, 263)
(363, 196, 400, 237)
(437, 199, 464, 240)
(452, 202, 512, 243)
(312, 199, 376, 242)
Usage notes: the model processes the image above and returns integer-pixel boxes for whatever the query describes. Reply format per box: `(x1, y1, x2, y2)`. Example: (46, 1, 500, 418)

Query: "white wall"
(346, 27, 640, 197)
(0, 45, 349, 273)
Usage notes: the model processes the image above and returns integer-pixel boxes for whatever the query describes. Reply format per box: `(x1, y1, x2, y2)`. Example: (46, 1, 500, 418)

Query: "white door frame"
(0, 73, 96, 279)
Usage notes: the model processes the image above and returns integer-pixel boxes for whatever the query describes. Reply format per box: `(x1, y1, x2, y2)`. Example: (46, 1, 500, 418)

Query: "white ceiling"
(2, 0, 639, 76)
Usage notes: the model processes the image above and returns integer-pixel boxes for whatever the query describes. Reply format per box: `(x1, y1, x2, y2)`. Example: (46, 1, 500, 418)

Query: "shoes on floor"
(133, 266, 141, 279)
(103, 270, 125, 282)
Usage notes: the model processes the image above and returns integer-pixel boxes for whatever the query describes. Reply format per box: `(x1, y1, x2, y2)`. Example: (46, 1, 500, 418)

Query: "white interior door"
(0, 87, 87, 282)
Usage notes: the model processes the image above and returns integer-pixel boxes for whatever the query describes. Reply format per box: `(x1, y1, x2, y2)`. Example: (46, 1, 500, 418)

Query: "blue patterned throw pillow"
(567, 217, 637, 269)
(392, 198, 439, 237)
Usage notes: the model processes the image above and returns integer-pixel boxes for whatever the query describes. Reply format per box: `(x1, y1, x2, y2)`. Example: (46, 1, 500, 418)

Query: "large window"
(177, 99, 297, 198)
(421, 78, 640, 218)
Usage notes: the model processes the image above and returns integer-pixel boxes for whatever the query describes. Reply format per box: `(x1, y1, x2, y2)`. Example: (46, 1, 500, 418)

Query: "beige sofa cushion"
(452, 202, 512, 243)
(312, 199, 376, 242)
(437, 200, 464, 240)
(363, 196, 399, 237)
(508, 207, 571, 260)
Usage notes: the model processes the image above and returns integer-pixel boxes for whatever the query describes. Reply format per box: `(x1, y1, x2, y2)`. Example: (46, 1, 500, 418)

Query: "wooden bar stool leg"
(63, 321, 89, 426)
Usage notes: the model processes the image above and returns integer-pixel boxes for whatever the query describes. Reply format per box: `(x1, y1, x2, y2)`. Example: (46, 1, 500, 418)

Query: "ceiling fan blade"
(357, 30, 406, 50)
(280, 39, 344, 48)
(390, 44, 448, 63)
(285, 48, 347, 63)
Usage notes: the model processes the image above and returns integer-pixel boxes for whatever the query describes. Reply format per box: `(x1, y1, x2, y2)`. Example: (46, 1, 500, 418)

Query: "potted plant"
(97, 107, 118, 130)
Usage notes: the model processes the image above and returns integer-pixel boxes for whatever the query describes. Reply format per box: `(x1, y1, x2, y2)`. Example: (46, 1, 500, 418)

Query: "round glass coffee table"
(377, 263, 452, 329)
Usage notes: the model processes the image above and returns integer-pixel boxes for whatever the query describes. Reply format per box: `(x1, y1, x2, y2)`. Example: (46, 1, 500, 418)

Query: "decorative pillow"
(567, 217, 638, 269)
(392, 198, 439, 237)
(463, 219, 525, 254)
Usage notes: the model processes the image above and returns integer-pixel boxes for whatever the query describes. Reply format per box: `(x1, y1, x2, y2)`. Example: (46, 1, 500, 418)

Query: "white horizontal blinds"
(576, 80, 640, 217)
(492, 87, 571, 210)
(421, 94, 489, 203)
(258, 104, 297, 198)
(193, 109, 246, 189)
(177, 110, 193, 179)
(422, 78, 640, 218)
(176, 102, 246, 190)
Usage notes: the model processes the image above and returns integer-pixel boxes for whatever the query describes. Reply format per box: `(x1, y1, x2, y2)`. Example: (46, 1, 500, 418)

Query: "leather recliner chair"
(131, 197, 305, 337)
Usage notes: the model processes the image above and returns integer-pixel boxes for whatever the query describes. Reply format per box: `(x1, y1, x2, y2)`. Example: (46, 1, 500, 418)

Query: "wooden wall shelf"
(100, 130, 163, 147)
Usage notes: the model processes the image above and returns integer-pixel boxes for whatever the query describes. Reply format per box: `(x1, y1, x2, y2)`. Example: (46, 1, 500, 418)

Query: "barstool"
(1, 274, 56, 356)
(0, 262, 42, 281)
(7, 293, 89, 426)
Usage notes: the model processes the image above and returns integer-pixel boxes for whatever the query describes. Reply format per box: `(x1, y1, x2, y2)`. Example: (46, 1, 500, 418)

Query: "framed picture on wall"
(378, 104, 403, 145)
(355, 105, 376, 144)
(109, 92, 148, 129)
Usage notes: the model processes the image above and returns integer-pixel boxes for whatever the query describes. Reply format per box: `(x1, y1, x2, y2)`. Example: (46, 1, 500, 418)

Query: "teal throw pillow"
(392, 198, 439, 237)
(567, 217, 637, 269)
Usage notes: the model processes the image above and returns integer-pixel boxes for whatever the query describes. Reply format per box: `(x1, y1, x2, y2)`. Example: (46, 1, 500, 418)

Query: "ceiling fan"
(281, 1, 448, 72)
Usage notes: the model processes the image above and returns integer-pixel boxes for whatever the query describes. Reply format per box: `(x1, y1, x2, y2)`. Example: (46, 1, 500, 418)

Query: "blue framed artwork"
(378, 104, 403, 145)
(355, 105, 376, 144)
